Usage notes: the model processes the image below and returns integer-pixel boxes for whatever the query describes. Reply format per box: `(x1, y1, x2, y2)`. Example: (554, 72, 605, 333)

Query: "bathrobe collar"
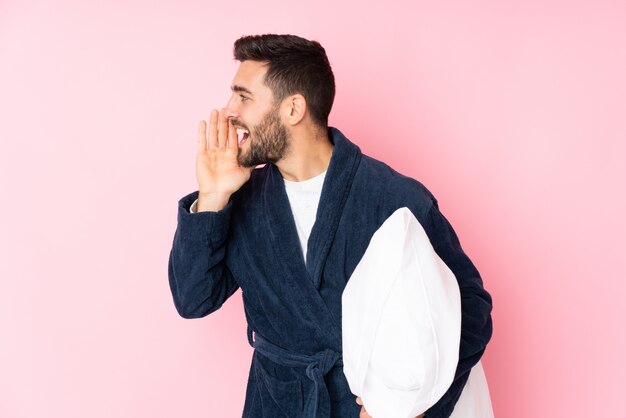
(264, 127, 362, 290)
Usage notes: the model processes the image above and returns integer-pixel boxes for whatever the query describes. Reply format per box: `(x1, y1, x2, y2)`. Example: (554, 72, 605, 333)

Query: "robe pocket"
(253, 356, 304, 417)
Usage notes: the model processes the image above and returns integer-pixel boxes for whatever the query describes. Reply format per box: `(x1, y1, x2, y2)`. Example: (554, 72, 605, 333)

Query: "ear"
(284, 94, 307, 126)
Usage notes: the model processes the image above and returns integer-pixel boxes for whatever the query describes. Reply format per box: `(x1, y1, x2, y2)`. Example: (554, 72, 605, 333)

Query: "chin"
(238, 156, 261, 168)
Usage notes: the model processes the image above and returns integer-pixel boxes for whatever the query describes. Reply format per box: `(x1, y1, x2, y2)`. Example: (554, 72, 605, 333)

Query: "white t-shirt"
(283, 169, 326, 261)
(188, 169, 326, 261)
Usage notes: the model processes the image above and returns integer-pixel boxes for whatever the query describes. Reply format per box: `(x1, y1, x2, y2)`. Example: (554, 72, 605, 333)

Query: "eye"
(240, 94, 249, 102)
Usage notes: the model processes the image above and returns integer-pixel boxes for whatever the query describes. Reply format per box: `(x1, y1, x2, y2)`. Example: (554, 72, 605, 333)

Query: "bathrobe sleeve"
(167, 191, 240, 319)
(421, 198, 494, 418)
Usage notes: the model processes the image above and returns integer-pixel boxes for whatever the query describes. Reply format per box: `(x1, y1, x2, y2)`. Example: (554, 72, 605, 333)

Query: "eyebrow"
(231, 85, 254, 95)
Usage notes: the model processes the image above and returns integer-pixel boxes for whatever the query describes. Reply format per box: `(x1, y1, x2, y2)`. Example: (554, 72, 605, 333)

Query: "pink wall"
(1, 1, 624, 417)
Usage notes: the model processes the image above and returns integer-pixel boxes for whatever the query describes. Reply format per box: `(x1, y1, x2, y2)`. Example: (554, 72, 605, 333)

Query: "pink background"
(1, 1, 625, 417)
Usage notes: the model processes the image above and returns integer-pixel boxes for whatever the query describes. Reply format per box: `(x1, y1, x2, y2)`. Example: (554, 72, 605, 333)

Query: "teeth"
(236, 128, 249, 144)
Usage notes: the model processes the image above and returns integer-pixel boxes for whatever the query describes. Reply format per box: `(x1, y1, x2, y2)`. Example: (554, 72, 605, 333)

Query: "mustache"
(230, 119, 249, 131)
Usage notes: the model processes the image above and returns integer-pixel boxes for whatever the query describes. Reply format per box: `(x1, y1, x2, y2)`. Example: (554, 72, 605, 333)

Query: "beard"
(236, 105, 290, 168)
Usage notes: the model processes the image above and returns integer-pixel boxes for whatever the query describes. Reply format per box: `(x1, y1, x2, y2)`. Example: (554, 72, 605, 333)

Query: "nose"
(224, 97, 240, 120)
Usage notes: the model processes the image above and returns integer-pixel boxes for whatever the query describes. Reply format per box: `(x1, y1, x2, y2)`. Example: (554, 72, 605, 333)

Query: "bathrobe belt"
(248, 326, 343, 418)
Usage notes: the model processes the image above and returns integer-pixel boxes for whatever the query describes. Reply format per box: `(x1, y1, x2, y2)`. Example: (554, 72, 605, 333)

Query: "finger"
(197, 120, 207, 152)
(355, 397, 363, 405)
(227, 119, 238, 150)
(208, 109, 219, 148)
(217, 108, 228, 148)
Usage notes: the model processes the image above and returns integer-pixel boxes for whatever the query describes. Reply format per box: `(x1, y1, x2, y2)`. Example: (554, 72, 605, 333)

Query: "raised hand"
(195, 108, 254, 212)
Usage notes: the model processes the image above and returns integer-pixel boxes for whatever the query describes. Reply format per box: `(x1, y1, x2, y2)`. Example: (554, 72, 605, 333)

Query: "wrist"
(197, 191, 231, 212)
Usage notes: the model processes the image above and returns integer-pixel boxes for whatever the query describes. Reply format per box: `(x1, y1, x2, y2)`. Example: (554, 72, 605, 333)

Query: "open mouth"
(236, 128, 250, 145)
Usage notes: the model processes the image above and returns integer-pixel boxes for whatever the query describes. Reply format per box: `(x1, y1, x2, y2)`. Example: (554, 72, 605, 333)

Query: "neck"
(276, 128, 334, 182)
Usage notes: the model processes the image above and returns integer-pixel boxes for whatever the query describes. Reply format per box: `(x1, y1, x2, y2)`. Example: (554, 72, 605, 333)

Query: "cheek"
(241, 113, 259, 131)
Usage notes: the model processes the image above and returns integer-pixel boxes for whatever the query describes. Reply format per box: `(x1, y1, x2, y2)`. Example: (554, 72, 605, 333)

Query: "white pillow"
(342, 207, 462, 418)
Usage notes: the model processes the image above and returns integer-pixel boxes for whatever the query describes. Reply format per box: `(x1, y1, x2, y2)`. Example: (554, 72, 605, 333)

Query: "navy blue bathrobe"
(168, 127, 493, 418)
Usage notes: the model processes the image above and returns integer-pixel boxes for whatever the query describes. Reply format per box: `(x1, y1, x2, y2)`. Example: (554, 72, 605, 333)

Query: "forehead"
(231, 60, 273, 98)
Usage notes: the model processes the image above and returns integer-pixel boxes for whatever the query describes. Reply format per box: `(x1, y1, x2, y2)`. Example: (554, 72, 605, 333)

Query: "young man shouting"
(168, 34, 493, 418)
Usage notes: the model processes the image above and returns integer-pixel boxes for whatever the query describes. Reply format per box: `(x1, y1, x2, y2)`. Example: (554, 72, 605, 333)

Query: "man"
(168, 34, 493, 418)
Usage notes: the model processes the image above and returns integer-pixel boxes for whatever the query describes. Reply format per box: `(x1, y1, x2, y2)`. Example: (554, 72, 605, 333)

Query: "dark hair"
(233, 34, 335, 128)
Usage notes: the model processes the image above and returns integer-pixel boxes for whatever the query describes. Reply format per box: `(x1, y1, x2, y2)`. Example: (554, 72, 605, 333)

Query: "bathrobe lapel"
(262, 166, 308, 275)
(264, 128, 362, 288)
(261, 128, 362, 341)
(305, 129, 362, 290)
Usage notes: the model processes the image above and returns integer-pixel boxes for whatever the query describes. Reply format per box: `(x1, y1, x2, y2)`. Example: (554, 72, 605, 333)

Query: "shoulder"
(356, 153, 437, 213)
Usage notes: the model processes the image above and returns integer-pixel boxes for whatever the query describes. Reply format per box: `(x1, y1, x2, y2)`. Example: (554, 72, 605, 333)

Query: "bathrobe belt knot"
(250, 329, 343, 418)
